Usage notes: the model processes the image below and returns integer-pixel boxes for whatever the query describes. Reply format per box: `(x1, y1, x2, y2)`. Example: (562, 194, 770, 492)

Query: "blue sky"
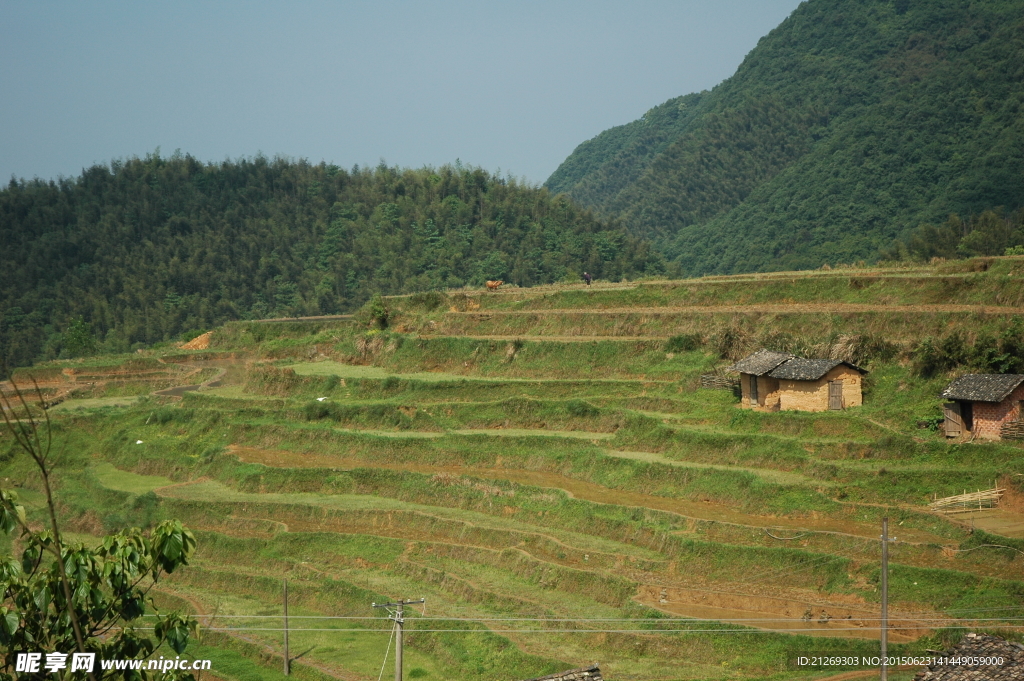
(1, 1, 802, 185)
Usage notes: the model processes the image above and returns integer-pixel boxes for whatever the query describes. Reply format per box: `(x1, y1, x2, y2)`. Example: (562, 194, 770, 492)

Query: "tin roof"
(727, 349, 795, 376)
(768, 358, 867, 381)
(940, 374, 1024, 403)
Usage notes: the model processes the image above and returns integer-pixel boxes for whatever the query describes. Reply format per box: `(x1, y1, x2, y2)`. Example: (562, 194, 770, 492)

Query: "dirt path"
(416, 333, 666, 342)
(153, 365, 227, 398)
(451, 303, 1024, 316)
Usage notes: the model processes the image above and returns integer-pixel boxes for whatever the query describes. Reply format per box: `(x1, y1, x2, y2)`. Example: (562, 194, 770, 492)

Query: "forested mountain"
(0, 154, 659, 372)
(546, 0, 1024, 275)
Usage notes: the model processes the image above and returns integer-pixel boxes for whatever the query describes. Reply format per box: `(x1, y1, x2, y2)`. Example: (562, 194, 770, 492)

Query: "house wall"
(970, 384, 1024, 440)
(740, 373, 781, 410)
(777, 366, 863, 412)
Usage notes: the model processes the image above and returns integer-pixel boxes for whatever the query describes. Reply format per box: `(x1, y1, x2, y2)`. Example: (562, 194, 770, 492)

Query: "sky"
(1, 1, 803, 186)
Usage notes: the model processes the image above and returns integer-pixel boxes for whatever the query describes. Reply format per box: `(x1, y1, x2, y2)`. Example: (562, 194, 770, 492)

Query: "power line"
(173, 615, 1024, 623)
(158, 624, 1024, 634)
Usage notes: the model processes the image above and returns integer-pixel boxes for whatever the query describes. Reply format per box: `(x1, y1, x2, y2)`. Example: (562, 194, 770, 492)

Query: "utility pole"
(283, 579, 290, 676)
(373, 598, 425, 681)
(880, 517, 895, 681)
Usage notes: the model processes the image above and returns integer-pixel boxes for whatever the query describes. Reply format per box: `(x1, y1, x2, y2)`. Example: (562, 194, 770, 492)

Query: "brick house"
(729, 350, 866, 412)
(519, 666, 603, 681)
(940, 373, 1024, 440)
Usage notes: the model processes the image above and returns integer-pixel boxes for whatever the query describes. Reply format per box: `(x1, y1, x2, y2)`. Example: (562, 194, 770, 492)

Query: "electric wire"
(376, 621, 396, 681)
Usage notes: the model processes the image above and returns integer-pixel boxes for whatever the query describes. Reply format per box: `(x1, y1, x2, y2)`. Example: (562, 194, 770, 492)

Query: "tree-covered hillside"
(0, 154, 659, 373)
(546, 0, 1024, 275)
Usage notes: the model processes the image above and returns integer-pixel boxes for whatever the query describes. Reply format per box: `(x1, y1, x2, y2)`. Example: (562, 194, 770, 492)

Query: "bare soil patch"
(179, 332, 212, 350)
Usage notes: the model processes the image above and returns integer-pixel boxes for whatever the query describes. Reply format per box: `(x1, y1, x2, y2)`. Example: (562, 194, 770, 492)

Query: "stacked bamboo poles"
(929, 488, 1004, 514)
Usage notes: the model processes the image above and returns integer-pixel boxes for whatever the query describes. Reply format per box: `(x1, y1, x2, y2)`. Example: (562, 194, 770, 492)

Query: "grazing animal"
(485, 280, 504, 291)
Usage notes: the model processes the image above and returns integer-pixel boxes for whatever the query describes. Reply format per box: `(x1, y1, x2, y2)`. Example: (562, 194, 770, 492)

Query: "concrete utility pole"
(283, 579, 290, 676)
(373, 598, 425, 681)
(880, 517, 895, 681)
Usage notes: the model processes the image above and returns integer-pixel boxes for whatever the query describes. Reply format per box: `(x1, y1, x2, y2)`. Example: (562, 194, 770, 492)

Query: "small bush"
(408, 290, 447, 311)
(200, 445, 224, 463)
(566, 400, 600, 418)
(151, 407, 192, 424)
(369, 294, 390, 330)
(714, 326, 747, 360)
(303, 401, 338, 421)
(664, 334, 702, 353)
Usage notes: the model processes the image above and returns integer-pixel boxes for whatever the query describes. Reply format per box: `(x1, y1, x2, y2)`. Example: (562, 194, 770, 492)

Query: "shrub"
(408, 290, 448, 311)
(566, 400, 600, 418)
(303, 401, 338, 421)
(664, 334, 702, 353)
(151, 406, 192, 424)
(369, 293, 390, 329)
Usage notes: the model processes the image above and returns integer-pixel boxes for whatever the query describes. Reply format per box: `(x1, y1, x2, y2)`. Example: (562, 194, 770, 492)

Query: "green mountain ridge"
(545, 0, 1024, 274)
(0, 154, 659, 374)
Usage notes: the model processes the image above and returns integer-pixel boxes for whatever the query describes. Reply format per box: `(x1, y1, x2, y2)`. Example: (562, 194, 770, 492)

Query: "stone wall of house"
(971, 384, 1024, 440)
(777, 366, 863, 412)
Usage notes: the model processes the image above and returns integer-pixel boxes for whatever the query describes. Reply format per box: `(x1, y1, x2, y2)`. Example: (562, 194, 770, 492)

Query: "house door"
(943, 402, 964, 437)
(828, 380, 843, 410)
(748, 374, 759, 405)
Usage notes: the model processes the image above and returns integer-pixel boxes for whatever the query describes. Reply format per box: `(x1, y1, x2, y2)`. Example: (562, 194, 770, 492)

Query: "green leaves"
(0, 523, 199, 678)
(154, 615, 198, 655)
(0, 491, 24, 535)
(0, 607, 20, 645)
(149, 520, 196, 574)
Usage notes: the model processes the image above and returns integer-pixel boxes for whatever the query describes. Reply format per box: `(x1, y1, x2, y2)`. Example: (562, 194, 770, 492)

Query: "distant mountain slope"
(0, 155, 659, 373)
(546, 0, 1024, 274)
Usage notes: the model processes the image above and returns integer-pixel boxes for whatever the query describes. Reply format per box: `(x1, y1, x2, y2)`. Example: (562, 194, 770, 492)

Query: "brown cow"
(485, 280, 504, 291)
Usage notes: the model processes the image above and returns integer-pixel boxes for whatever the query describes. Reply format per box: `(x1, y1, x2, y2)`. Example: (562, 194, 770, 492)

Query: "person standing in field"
(583, 272, 592, 286)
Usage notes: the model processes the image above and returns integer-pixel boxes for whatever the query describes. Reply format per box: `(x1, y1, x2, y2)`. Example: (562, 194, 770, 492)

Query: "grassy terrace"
(4, 259, 1024, 680)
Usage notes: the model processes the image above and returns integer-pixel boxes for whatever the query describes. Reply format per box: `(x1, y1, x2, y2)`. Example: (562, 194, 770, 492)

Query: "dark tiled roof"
(941, 374, 1024, 403)
(519, 666, 603, 681)
(914, 633, 1024, 680)
(727, 349, 795, 376)
(768, 358, 866, 381)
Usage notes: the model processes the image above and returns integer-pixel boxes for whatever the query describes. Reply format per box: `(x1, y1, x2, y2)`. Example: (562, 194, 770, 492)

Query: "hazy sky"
(1, 1, 802, 185)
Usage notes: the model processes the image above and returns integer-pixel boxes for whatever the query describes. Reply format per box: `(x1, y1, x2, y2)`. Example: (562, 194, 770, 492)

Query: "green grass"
(10, 262, 1024, 679)
(90, 462, 173, 494)
(50, 396, 144, 412)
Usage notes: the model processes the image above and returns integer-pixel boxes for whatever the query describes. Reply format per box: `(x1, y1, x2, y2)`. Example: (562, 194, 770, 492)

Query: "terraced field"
(5, 259, 1024, 681)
